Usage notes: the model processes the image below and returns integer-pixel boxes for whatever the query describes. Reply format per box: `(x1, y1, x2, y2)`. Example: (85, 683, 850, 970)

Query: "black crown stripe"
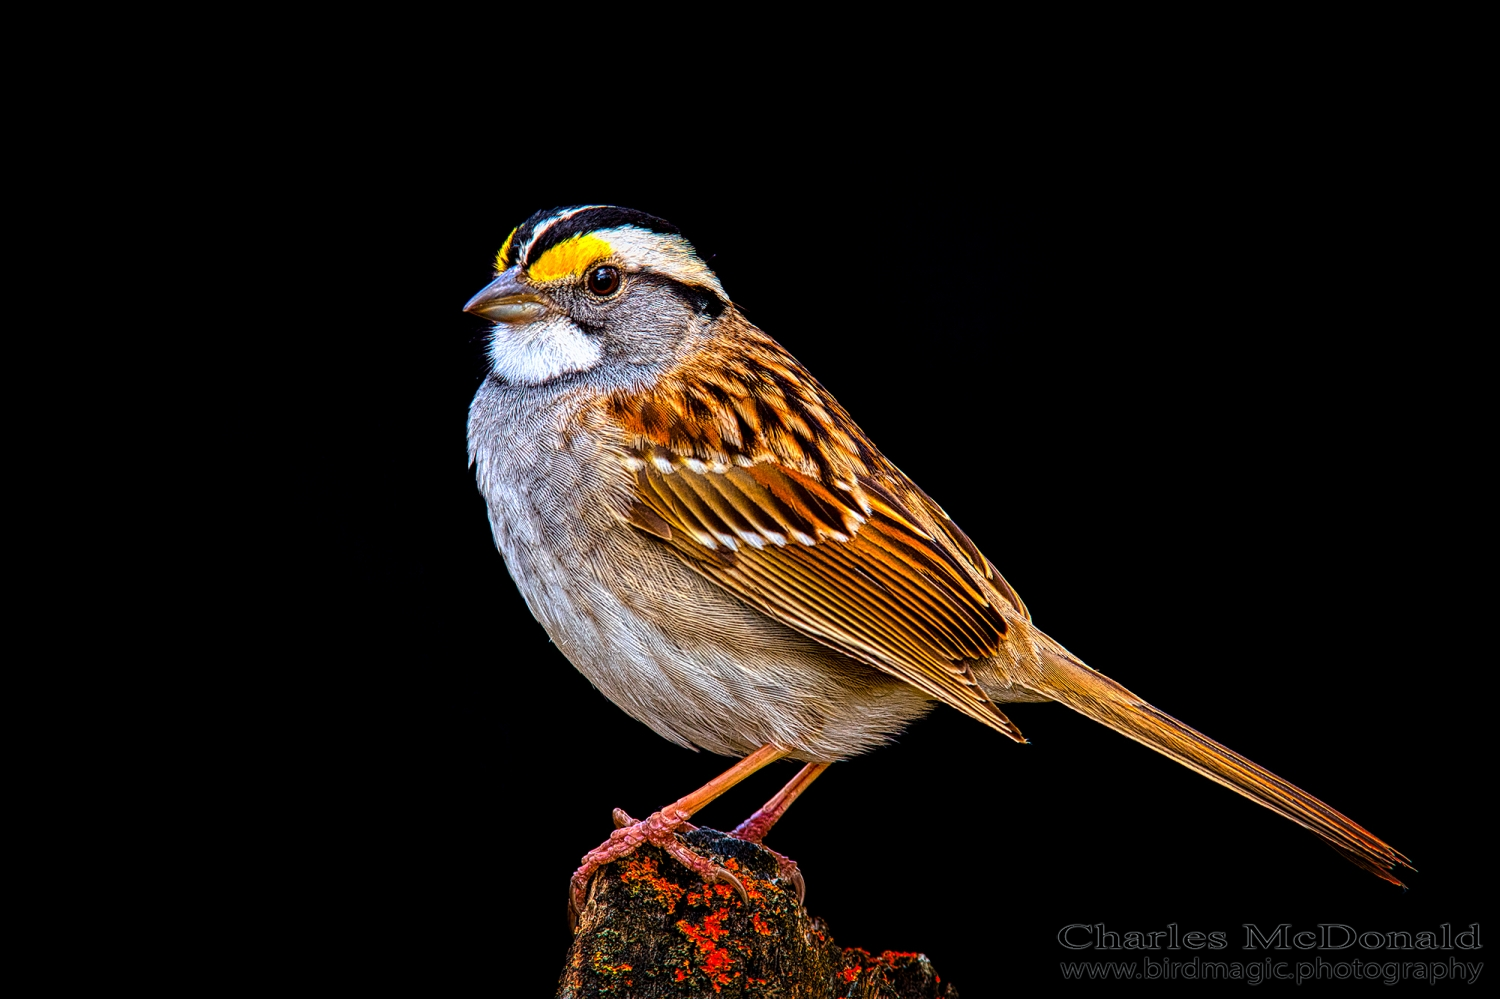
(517, 206, 682, 266)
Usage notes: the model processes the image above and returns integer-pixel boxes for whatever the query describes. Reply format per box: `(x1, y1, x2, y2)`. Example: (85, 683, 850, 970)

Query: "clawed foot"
(728, 816, 806, 903)
(569, 757, 827, 927)
(731, 810, 807, 903)
(764, 847, 806, 903)
(568, 807, 747, 925)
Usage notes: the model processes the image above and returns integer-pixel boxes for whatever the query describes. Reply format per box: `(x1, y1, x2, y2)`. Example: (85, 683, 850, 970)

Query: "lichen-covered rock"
(558, 828, 957, 998)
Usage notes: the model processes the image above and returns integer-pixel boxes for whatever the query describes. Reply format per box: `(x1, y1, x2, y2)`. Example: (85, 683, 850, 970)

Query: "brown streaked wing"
(904, 480, 1030, 621)
(629, 460, 1027, 743)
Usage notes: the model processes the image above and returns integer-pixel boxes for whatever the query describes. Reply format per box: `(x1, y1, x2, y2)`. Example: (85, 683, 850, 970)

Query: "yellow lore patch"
(527, 233, 613, 283)
(494, 227, 518, 271)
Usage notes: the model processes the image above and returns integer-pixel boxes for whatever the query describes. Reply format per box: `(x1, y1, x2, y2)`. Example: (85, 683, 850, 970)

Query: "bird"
(463, 205, 1411, 918)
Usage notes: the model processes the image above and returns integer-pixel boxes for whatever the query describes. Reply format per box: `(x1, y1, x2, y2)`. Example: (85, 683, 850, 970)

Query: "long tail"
(1022, 639, 1412, 885)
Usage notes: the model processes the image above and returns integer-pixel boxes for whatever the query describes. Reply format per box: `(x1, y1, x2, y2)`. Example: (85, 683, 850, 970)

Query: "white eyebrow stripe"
(595, 227, 728, 299)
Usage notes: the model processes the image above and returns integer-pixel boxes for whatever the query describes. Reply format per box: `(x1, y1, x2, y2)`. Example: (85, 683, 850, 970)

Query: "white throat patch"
(487, 315, 602, 385)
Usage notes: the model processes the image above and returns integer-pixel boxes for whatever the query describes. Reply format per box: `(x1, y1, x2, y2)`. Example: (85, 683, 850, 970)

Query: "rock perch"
(559, 827, 957, 997)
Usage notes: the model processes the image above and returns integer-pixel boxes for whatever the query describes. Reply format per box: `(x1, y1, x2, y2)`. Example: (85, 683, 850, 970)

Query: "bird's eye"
(586, 266, 620, 296)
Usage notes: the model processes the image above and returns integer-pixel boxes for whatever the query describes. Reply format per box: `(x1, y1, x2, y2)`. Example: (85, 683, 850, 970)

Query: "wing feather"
(600, 319, 1028, 742)
(630, 462, 1025, 741)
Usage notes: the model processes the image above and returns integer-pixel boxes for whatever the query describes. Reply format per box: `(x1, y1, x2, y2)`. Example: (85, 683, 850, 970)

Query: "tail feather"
(1028, 643, 1412, 886)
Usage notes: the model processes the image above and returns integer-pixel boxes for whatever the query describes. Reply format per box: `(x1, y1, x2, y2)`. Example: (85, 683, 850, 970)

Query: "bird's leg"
(727, 762, 830, 902)
(731, 762, 829, 842)
(570, 744, 788, 921)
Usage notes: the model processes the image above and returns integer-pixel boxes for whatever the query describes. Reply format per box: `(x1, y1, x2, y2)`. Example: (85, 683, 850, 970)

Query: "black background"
(258, 106, 1489, 993)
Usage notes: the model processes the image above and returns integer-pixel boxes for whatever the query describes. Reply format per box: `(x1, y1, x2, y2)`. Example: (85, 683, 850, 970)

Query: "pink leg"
(729, 762, 831, 902)
(570, 744, 788, 920)
(731, 762, 830, 843)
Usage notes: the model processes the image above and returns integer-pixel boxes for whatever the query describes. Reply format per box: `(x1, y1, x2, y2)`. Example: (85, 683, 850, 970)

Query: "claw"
(568, 807, 739, 929)
(567, 877, 590, 932)
(760, 849, 805, 904)
(786, 863, 806, 904)
(740, 839, 805, 904)
(704, 865, 748, 905)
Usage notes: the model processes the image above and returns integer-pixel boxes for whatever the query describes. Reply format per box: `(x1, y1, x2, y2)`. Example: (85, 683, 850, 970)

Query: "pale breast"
(468, 377, 933, 761)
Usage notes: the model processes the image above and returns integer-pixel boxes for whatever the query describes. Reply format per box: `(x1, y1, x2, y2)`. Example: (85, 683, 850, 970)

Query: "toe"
(782, 862, 806, 904)
(711, 866, 748, 905)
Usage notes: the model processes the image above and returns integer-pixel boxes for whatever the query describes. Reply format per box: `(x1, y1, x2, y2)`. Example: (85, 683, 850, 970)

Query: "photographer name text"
(1058, 922, 1482, 952)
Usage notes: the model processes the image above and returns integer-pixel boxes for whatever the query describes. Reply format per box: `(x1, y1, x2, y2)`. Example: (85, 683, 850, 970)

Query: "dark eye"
(586, 266, 620, 296)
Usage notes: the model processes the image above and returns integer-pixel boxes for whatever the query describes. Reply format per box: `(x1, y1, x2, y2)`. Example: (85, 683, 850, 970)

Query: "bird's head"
(465, 206, 728, 387)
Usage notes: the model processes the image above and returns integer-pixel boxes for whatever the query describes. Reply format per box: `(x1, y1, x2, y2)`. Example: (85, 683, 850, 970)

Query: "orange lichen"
(841, 965, 861, 983)
(703, 949, 734, 982)
(618, 855, 684, 913)
(588, 951, 636, 991)
(701, 908, 729, 940)
(676, 908, 737, 991)
(751, 912, 774, 936)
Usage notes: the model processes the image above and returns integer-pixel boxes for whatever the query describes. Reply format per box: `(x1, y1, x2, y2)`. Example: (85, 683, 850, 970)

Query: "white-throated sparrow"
(464, 205, 1410, 917)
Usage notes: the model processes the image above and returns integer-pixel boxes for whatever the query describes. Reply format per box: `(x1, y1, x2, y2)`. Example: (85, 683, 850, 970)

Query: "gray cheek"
(596, 298, 707, 370)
